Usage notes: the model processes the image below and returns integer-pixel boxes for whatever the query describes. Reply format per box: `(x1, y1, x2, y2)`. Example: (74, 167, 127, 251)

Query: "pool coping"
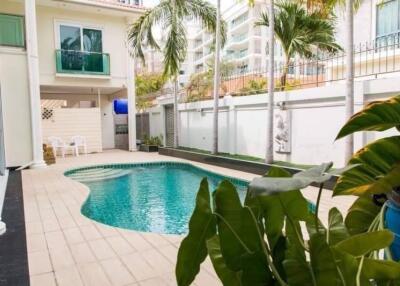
(158, 147, 339, 190)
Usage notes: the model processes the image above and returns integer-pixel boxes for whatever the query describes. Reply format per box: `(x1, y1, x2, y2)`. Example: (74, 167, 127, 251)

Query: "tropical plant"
(334, 95, 400, 260)
(128, 0, 224, 148)
(135, 73, 166, 111)
(185, 60, 234, 102)
(176, 163, 400, 285)
(256, 1, 342, 91)
(143, 134, 163, 146)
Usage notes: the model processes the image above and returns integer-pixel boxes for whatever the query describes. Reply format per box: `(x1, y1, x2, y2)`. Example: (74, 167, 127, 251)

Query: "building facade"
(0, 0, 144, 168)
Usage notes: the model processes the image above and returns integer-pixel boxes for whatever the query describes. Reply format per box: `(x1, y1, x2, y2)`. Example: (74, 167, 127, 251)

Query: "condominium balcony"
(55, 50, 110, 76)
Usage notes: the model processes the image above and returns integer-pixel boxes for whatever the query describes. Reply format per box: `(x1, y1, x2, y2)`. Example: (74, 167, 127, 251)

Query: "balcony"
(55, 50, 110, 76)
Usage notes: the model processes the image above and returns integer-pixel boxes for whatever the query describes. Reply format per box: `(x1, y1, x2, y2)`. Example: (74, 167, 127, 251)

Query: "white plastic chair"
(47, 136, 77, 158)
(71, 136, 87, 156)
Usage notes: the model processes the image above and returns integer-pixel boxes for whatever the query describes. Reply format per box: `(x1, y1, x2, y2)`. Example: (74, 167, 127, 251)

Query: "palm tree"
(344, 0, 354, 162)
(256, 2, 342, 91)
(212, 0, 221, 155)
(266, 0, 275, 164)
(128, 0, 221, 148)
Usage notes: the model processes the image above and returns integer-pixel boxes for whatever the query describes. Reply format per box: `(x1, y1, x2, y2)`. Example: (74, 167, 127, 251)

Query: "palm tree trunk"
(212, 0, 221, 155)
(173, 77, 179, 148)
(280, 56, 289, 91)
(345, 0, 354, 163)
(266, 0, 275, 164)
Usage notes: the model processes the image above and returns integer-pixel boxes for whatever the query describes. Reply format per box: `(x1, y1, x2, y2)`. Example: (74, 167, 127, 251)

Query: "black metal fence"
(182, 34, 400, 100)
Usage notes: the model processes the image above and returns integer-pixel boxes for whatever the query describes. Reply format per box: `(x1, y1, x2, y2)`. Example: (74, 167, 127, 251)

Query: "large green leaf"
(332, 249, 371, 286)
(206, 235, 241, 286)
(309, 233, 339, 285)
(176, 179, 216, 286)
(214, 180, 271, 282)
(283, 221, 313, 286)
(336, 95, 400, 139)
(334, 230, 394, 257)
(326, 208, 349, 245)
(362, 259, 400, 280)
(334, 136, 400, 196)
(345, 196, 381, 235)
(254, 167, 291, 250)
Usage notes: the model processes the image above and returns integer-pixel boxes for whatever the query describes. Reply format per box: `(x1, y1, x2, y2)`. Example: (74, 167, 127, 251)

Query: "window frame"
(376, 0, 400, 38)
(54, 20, 104, 53)
(0, 13, 26, 48)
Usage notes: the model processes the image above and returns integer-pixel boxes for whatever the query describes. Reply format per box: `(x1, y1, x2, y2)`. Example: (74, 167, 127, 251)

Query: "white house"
(0, 0, 144, 169)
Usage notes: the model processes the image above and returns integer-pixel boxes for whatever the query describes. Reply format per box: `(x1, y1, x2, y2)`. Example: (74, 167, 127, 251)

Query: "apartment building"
(0, 0, 144, 168)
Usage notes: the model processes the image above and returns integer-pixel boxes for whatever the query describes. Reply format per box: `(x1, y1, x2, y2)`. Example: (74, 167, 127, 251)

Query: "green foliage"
(143, 135, 163, 146)
(135, 73, 166, 111)
(334, 95, 400, 239)
(256, 1, 341, 89)
(185, 60, 235, 102)
(176, 164, 400, 285)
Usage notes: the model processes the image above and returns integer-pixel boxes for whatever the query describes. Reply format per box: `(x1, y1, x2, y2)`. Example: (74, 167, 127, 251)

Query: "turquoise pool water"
(65, 162, 249, 234)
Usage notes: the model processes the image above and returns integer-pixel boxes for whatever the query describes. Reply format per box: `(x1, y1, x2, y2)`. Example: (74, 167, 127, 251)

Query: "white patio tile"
(26, 233, 47, 253)
(48, 245, 76, 270)
(30, 272, 57, 286)
(88, 239, 117, 260)
(106, 236, 135, 256)
(79, 262, 112, 286)
(28, 250, 52, 276)
(120, 252, 157, 282)
(80, 224, 102, 241)
(63, 227, 85, 245)
(70, 242, 97, 264)
(101, 258, 136, 286)
(55, 266, 84, 286)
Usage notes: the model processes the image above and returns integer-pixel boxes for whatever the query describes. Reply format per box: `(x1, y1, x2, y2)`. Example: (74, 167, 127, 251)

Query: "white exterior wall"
(0, 50, 33, 167)
(149, 77, 400, 168)
(42, 108, 102, 153)
(37, 5, 130, 89)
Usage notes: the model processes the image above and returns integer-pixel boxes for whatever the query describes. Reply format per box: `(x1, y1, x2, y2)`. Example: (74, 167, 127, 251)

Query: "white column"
(127, 52, 137, 151)
(25, 0, 46, 168)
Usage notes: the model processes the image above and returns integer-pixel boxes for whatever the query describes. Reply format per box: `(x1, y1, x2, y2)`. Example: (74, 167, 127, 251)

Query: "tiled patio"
(22, 150, 355, 286)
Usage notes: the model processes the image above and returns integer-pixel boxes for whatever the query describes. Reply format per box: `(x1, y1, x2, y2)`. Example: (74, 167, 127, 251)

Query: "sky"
(143, 0, 235, 11)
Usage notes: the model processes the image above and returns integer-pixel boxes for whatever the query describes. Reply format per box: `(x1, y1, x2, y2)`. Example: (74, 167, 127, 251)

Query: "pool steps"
(67, 168, 132, 183)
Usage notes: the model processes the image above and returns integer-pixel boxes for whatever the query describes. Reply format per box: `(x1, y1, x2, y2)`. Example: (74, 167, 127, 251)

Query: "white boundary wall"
(149, 77, 400, 167)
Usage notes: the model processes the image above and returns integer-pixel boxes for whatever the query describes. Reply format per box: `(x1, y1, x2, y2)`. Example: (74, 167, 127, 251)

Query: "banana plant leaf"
(309, 233, 338, 285)
(283, 221, 312, 285)
(213, 180, 272, 283)
(249, 163, 356, 197)
(336, 95, 400, 140)
(326, 208, 349, 245)
(334, 136, 400, 196)
(206, 235, 241, 286)
(345, 196, 381, 235)
(176, 179, 216, 286)
(334, 230, 394, 257)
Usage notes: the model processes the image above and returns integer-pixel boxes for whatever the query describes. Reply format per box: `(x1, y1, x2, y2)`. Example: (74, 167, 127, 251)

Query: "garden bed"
(158, 147, 338, 190)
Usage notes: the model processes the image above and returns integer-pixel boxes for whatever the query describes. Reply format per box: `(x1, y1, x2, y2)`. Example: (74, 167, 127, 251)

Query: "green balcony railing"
(55, 50, 110, 76)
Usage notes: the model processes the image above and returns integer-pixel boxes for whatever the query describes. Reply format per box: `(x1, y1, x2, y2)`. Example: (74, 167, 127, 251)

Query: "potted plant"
(139, 135, 163, 152)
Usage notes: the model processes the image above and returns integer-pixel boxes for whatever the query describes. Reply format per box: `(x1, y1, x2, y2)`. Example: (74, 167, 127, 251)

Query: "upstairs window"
(376, 0, 400, 41)
(56, 22, 109, 75)
(0, 13, 25, 48)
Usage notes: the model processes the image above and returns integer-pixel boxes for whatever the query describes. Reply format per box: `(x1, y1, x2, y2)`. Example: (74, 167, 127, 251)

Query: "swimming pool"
(65, 162, 249, 234)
